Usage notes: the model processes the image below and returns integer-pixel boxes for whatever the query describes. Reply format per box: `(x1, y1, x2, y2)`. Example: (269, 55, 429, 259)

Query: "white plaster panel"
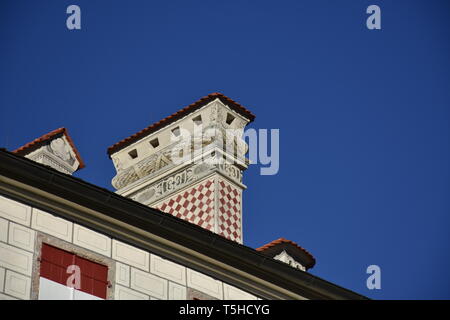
(150, 254, 186, 285)
(38, 278, 103, 300)
(38, 277, 72, 300)
(4, 270, 31, 300)
(0, 218, 7, 243)
(0, 267, 5, 292)
(112, 240, 149, 271)
(73, 289, 103, 300)
(0, 293, 17, 300)
(130, 268, 168, 300)
(73, 224, 111, 257)
(0, 242, 33, 276)
(114, 284, 149, 300)
(186, 269, 223, 299)
(0, 195, 31, 226)
(115, 262, 130, 287)
(223, 283, 257, 300)
(168, 281, 187, 300)
(8, 222, 35, 252)
(31, 208, 73, 242)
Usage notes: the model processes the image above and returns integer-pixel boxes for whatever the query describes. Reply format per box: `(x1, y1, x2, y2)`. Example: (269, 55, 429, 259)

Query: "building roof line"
(0, 148, 367, 300)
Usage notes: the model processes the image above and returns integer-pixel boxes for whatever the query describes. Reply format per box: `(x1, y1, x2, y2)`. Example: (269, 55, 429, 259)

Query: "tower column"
(108, 93, 255, 243)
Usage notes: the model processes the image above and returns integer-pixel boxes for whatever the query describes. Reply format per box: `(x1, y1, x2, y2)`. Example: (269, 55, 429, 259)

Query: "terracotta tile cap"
(13, 127, 85, 170)
(256, 237, 316, 268)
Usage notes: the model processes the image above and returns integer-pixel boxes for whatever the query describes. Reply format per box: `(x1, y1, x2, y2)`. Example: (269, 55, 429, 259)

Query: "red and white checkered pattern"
(156, 179, 215, 231)
(218, 180, 241, 242)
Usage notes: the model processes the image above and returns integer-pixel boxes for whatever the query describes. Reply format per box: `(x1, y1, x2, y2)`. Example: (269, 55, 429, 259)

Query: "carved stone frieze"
(112, 146, 174, 190)
(111, 122, 248, 190)
(49, 138, 73, 162)
(129, 162, 211, 204)
(128, 160, 243, 205)
(28, 151, 75, 175)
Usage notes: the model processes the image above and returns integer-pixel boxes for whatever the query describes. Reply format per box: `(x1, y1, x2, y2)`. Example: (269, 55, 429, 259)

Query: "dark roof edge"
(0, 149, 367, 300)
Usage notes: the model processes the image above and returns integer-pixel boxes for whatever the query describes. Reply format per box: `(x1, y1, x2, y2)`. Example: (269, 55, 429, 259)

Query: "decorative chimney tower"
(107, 93, 255, 243)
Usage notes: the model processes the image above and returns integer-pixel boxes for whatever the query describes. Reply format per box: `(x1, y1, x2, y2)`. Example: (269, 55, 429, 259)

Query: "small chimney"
(13, 128, 85, 175)
(108, 93, 255, 243)
(256, 238, 316, 271)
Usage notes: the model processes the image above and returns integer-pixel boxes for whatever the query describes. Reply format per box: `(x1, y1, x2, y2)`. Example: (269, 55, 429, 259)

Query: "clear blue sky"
(1, 0, 449, 299)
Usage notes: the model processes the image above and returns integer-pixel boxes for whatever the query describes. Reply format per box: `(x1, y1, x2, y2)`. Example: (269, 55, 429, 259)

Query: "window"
(149, 138, 159, 148)
(128, 149, 138, 159)
(225, 113, 235, 125)
(171, 126, 181, 137)
(38, 244, 108, 300)
(192, 115, 202, 126)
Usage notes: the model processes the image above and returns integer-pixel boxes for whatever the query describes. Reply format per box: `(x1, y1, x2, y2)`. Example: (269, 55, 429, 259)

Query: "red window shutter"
(75, 256, 108, 299)
(40, 244, 108, 299)
(40, 244, 74, 286)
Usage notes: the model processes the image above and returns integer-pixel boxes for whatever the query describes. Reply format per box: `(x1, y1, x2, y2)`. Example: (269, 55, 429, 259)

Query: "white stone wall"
(0, 194, 258, 300)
